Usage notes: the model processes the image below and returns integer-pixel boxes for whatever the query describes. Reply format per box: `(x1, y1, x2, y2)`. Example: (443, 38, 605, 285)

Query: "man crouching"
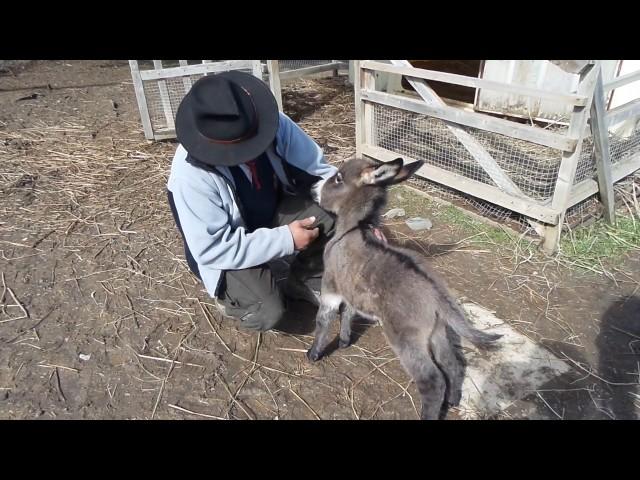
(167, 71, 336, 332)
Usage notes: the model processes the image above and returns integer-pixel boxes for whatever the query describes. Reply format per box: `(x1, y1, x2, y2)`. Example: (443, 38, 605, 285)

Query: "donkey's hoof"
(306, 349, 322, 362)
(338, 338, 351, 349)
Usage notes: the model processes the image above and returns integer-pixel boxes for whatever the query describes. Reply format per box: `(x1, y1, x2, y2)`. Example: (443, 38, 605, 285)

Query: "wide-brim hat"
(175, 70, 279, 167)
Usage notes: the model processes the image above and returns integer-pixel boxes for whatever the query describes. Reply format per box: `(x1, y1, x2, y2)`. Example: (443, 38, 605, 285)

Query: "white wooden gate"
(129, 60, 264, 140)
(130, 60, 348, 141)
(265, 60, 348, 111)
(355, 60, 640, 253)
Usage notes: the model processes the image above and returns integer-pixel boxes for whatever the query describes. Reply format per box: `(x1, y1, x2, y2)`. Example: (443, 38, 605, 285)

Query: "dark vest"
(184, 140, 323, 228)
(228, 152, 279, 232)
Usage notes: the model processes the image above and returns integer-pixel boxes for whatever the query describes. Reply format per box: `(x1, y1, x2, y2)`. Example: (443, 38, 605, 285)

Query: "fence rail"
(355, 60, 640, 253)
(361, 61, 588, 106)
(129, 60, 348, 140)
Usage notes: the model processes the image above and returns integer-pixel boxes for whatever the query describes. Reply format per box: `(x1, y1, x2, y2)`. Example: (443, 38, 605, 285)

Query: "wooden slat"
(362, 60, 588, 107)
(568, 152, 640, 207)
(605, 98, 640, 127)
(389, 60, 527, 198)
(139, 61, 254, 81)
(360, 88, 577, 152)
(354, 60, 364, 158)
(152, 128, 177, 141)
(178, 60, 193, 94)
(581, 98, 640, 137)
(362, 68, 376, 146)
(603, 69, 640, 92)
(201, 60, 212, 76)
(591, 67, 616, 223)
(279, 62, 344, 81)
(331, 59, 339, 77)
(362, 144, 560, 224)
(266, 60, 283, 112)
(153, 60, 175, 131)
(251, 60, 263, 79)
(542, 63, 599, 254)
(128, 60, 154, 140)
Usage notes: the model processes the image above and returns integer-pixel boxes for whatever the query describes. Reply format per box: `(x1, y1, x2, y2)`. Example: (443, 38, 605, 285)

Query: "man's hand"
(288, 216, 319, 250)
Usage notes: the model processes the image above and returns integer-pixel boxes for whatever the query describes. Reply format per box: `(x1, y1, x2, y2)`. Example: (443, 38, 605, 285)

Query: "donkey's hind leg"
(393, 335, 447, 420)
(339, 302, 357, 349)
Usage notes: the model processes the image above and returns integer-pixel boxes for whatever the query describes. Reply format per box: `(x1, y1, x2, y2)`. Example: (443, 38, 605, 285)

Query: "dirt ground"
(1, 60, 639, 420)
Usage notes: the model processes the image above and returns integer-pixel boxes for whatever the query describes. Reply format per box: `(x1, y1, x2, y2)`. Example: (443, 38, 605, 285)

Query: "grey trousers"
(215, 194, 335, 331)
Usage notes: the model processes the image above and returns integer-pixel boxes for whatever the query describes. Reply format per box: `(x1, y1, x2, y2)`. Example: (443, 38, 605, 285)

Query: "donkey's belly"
(334, 270, 385, 322)
(325, 245, 392, 320)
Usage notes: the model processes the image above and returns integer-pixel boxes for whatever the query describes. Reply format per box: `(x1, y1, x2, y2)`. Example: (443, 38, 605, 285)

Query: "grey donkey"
(306, 156, 502, 420)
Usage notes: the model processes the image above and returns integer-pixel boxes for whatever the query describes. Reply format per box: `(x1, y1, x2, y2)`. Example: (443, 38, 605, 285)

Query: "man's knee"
(236, 295, 286, 332)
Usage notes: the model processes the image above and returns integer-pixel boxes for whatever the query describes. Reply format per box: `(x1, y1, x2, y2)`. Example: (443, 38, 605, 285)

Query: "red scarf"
(246, 160, 262, 191)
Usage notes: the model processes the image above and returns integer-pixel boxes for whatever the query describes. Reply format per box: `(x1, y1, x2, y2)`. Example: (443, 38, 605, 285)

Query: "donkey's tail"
(441, 306, 502, 347)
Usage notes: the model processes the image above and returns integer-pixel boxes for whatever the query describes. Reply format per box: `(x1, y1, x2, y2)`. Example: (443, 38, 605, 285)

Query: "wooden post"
(267, 60, 283, 112)
(179, 60, 193, 94)
(362, 67, 376, 147)
(128, 60, 154, 140)
(202, 60, 212, 76)
(591, 63, 616, 224)
(542, 62, 599, 254)
(354, 60, 364, 157)
(252, 60, 263, 80)
(153, 60, 175, 132)
(331, 59, 339, 77)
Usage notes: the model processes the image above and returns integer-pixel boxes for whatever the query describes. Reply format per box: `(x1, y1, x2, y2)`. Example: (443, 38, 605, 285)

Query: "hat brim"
(175, 71, 279, 167)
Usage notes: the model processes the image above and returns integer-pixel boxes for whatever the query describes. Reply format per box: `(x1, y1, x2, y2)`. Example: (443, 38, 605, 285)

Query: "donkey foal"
(307, 157, 501, 420)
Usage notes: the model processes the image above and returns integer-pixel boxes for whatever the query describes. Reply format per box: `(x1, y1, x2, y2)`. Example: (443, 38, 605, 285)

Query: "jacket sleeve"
(170, 174, 295, 270)
(276, 112, 338, 179)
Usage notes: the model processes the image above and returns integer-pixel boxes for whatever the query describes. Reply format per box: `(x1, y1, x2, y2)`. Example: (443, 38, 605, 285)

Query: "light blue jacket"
(167, 112, 338, 297)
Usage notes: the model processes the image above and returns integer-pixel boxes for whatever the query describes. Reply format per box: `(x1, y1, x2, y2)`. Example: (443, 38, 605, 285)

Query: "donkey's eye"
(335, 173, 343, 184)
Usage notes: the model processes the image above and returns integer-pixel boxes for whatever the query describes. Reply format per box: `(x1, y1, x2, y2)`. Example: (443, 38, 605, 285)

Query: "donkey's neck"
(334, 213, 383, 239)
(334, 189, 386, 235)
(329, 212, 386, 253)
(327, 218, 365, 251)
(326, 188, 388, 253)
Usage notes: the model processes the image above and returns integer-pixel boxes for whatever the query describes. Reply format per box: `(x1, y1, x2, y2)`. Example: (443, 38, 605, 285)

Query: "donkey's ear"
(392, 160, 424, 184)
(362, 158, 404, 185)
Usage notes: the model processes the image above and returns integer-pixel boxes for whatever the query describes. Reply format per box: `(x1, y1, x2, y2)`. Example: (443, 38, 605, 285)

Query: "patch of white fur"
(356, 309, 383, 326)
(310, 177, 328, 204)
(321, 292, 343, 310)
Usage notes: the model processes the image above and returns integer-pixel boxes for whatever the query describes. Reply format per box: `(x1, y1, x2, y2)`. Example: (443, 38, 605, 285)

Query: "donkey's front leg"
(339, 302, 357, 349)
(307, 293, 343, 362)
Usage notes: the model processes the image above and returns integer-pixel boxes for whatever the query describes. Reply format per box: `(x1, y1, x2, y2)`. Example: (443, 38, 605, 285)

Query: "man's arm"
(170, 175, 296, 271)
(275, 112, 338, 180)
